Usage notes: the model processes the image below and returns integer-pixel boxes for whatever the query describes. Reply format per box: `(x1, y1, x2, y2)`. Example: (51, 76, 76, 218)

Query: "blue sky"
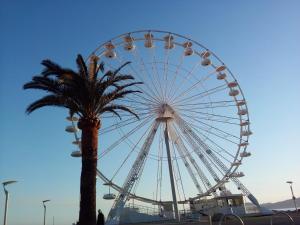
(1, 1, 300, 225)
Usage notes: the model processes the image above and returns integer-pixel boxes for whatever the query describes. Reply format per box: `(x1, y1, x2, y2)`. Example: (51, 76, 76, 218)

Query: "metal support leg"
(164, 122, 180, 221)
(3, 191, 8, 225)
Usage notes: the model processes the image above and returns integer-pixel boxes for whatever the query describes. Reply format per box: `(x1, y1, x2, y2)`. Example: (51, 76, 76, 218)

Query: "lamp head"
(43, 199, 50, 203)
(286, 181, 293, 184)
(3, 180, 17, 186)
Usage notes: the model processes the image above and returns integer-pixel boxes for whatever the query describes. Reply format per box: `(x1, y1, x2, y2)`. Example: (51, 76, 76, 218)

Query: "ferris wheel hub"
(155, 104, 174, 122)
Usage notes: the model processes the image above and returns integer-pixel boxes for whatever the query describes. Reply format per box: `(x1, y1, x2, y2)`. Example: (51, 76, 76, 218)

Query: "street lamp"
(2, 180, 17, 225)
(286, 181, 298, 211)
(42, 200, 50, 225)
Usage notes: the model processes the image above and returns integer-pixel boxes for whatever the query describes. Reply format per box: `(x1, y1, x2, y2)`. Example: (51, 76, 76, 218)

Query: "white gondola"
(216, 65, 226, 72)
(232, 161, 242, 166)
(105, 42, 115, 49)
(144, 40, 154, 48)
(103, 181, 113, 186)
(217, 73, 226, 80)
(241, 130, 252, 136)
(165, 42, 174, 49)
(123, 35, 134, 43)
(144, 33, 154, 48)
(72, 140, 81, 145)
(66, 116, 78, 122)
(103, 193, 116, 200)
(228, 81, 238, 88)
(237, 172, 245, 177)
(164, 35, 175, 49)
(184, 47, 193, 56)
(239, 142, 249, 147)
(124, 43, 136, 51)
(200, 50, 210, 58)
(104, 50, 117, 59)
(236, 100, 246, 106)
(240, 121, 250, 126)
(229, 89, 239, 96)
(238, 109, 248, 115)
(201, 58, 211, 66)
(104, 42, 117, 58)
(71, 150, 82, 157)
(183, 41, 192, 48)
(183, 42, 193, 56)
(144, 33, 153, 40)
(65, 126, 79, 133)
(240, 151, 251, 157)
(230, 172, 244, 178)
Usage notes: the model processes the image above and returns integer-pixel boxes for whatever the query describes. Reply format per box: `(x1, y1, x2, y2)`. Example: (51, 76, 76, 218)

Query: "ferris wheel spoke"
(190, 128, 236, 159)
(177, 117, 235, 176)
(172, 84, 227, 106)
(179, 123, 223, 183)
(184, 125, 235, 163)
(131, 46, 163, 102)
(175, 114, 230, 178)
(162, 46, 172, 102)
(110, 122, 153, 181)
(178, 128, 229, 191)
(166, 55, 185, 101)
(100, 114, 152, 134)
(98, 59, 156, 102)
(181, 110, 240, 121)
(150, 50, 166, 102)
(111, 49, 161, 104)
(175, 100, 236, 107)
(175, 104, 237, 112)
(183, 115, 241, 141)
(183, 121, 241, 145)
(100, 117, 153, 158)
(179, 120, 236, 162)
(168, 62, 201, 101)
(114, 44, 162, 103)
(179, 112, 241, 125)
(118, 96, 159, 109)
(175, 116, 222, 180)
(133, 92, 163, 106)
(170, 69, 218, 104)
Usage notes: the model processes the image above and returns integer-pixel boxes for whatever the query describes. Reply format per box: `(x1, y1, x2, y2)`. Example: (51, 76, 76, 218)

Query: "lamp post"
(2, 180, 17, 225)
(42, 200, 50, 225)
(286, 181, 298, 211)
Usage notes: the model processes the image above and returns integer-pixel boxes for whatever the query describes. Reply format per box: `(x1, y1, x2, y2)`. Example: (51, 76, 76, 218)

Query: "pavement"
(127, 211, 300, 225)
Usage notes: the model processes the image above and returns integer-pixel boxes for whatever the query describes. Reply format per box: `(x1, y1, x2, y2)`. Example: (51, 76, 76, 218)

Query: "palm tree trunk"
(78, 118, 100, 225)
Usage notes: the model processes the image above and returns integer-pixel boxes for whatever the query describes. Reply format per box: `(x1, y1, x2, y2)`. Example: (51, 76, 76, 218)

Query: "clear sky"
(0, 1, 300, 225)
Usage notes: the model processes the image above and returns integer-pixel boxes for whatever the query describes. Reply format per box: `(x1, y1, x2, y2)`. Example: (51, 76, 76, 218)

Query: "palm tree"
(23, 54, 142, 225)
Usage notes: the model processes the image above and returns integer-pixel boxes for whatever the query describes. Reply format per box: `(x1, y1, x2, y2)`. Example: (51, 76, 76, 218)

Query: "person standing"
(97, 209, 105, 225)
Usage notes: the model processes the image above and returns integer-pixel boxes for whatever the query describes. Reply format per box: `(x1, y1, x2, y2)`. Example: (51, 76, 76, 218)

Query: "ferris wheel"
(65, 30, 259, 223)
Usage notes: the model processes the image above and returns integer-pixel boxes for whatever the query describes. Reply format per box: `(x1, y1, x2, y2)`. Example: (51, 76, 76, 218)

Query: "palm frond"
(111, 61, 131, 77)
(76, 54, 88, 78)
(101, 107, 122, 119)
(95, 62, 105, 75)
(25, 94, 79, 114)
(101, 104, 139, 119)
(41, 59, 63, 76)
